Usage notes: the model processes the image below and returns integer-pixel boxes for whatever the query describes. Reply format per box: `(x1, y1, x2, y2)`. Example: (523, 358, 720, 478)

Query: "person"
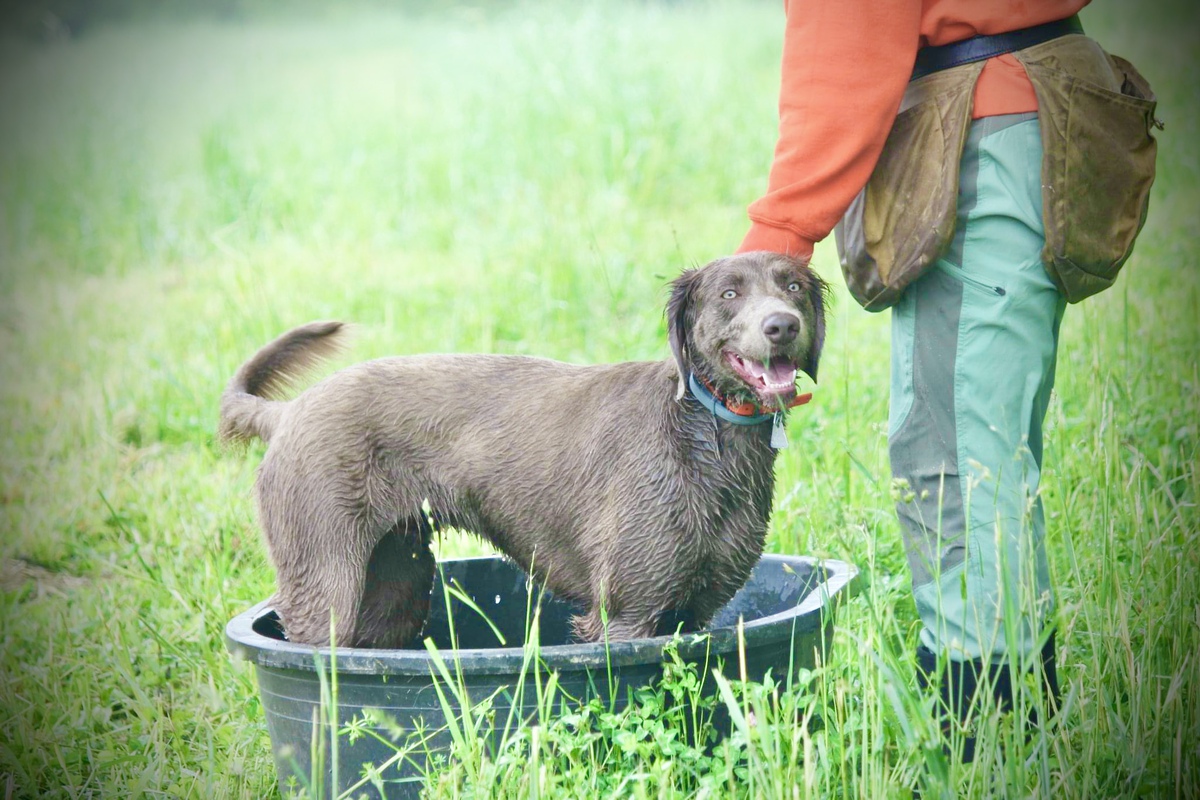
(738, 0, 1158, 766)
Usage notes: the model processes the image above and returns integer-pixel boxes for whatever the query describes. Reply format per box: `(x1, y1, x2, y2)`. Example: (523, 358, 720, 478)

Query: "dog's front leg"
(570, 604, 661, 643)
(351, 520, 436, 649)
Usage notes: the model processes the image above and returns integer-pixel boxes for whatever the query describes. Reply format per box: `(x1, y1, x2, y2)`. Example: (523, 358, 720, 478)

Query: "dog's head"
(667, 251, 828, 411)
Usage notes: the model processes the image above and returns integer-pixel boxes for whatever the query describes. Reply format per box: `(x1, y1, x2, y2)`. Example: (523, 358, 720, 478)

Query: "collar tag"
(770, 411, 789, 449)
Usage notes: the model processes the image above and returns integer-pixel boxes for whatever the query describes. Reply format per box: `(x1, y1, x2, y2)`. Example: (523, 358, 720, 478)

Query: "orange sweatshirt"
(738, 0, 1090, 259)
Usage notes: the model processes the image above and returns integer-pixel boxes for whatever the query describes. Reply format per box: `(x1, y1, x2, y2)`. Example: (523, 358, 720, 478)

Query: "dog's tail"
(219, 321, 348, 446)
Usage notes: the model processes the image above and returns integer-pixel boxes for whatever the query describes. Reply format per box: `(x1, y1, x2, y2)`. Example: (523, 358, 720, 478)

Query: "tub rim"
(225, 553, 857, 676)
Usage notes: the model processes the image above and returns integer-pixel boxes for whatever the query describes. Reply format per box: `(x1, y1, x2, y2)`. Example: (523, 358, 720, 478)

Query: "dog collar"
(686, 373, 812, 426)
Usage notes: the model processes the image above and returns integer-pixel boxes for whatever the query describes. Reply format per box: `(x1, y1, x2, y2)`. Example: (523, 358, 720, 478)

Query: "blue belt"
(911, 14, 1084, 81)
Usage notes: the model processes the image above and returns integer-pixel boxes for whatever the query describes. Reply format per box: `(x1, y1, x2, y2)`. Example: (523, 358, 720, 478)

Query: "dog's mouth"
(724, 351, 798, 408)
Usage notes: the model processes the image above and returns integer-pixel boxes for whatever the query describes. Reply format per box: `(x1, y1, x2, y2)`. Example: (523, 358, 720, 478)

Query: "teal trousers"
(889, 113, 1066, 663)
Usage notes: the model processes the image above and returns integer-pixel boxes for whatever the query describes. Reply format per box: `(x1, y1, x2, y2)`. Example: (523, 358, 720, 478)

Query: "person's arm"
(738, 0, 922, 259)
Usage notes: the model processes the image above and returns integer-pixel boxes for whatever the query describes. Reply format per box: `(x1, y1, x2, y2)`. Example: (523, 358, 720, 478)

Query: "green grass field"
(1, 1, 1197, 797)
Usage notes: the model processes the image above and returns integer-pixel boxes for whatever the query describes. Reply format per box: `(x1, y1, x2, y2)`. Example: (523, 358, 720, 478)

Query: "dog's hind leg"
(272, 545, 368, 648)
(353, 520, 436, 649)
(262, 488, 377, 647)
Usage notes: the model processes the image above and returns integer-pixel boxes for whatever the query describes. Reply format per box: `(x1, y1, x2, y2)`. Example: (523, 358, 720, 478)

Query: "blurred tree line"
(0, 0, 533, 40)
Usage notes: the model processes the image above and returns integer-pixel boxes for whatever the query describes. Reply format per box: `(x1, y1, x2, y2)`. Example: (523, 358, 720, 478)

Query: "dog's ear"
(667, 268, 702, 400)
(802, 273, 829, 383)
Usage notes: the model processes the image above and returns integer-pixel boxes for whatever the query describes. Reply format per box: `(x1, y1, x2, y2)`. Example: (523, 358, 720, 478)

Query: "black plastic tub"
(226, 553, 856, 799)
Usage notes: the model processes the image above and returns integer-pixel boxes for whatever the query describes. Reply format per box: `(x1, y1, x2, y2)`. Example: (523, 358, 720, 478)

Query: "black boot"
(915, 644, 984, 763)
(915, 633, 1061, 765)
(1034, 632, 1061, 725)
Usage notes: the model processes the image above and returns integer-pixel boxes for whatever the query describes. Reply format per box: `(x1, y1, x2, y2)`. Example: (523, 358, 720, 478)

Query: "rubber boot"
(915, 633, 1060, 764)
(915, 644, 984, 763)
(1035, 632, 1061, 722)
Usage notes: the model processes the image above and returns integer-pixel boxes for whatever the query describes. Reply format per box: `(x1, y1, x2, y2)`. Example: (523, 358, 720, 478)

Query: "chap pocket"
(863, 93, 964, 299)
(1024, 52, 1159, 302)
(837, 63, 980, 312)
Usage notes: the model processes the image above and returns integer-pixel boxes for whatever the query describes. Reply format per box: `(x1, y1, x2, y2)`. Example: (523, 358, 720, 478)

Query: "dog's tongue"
(744, 358, 798, 393)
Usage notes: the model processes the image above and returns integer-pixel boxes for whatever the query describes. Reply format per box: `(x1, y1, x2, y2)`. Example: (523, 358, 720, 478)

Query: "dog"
(220, 251, 827, 647)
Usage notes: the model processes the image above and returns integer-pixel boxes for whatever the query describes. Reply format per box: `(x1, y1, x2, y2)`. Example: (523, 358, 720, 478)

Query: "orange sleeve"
(738, 0, 922, 258)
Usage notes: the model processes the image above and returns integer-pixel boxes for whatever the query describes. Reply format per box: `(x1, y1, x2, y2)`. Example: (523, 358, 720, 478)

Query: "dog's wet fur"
(220, 252, 827, 647)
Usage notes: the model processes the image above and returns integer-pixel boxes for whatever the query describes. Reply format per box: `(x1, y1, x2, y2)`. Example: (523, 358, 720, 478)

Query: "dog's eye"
(721, 289, 738, 300)
(787, 281, 802, 293)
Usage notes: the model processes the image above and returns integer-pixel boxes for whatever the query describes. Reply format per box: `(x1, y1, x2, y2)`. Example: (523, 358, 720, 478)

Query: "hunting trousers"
(889, 112, 1065, 664)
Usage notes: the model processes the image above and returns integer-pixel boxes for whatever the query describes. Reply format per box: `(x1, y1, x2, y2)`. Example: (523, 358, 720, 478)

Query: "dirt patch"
(0, 557, 88, 598)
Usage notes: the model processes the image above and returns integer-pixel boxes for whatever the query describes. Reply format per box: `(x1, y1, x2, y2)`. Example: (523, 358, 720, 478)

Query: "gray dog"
(220, 251, 827, 647)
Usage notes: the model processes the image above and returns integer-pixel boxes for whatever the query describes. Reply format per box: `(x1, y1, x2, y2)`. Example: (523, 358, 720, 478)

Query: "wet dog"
(220, 251, 826, 647)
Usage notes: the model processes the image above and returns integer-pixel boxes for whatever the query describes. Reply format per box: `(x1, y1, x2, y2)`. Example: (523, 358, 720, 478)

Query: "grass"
(0, 0, 1197, 796)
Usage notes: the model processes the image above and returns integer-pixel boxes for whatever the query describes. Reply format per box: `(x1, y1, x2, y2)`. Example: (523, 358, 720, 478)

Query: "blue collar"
(687, 373, 774, 426)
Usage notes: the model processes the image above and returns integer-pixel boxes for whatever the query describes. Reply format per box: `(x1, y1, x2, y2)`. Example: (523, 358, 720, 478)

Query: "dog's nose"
(762, 312, 801, 345)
